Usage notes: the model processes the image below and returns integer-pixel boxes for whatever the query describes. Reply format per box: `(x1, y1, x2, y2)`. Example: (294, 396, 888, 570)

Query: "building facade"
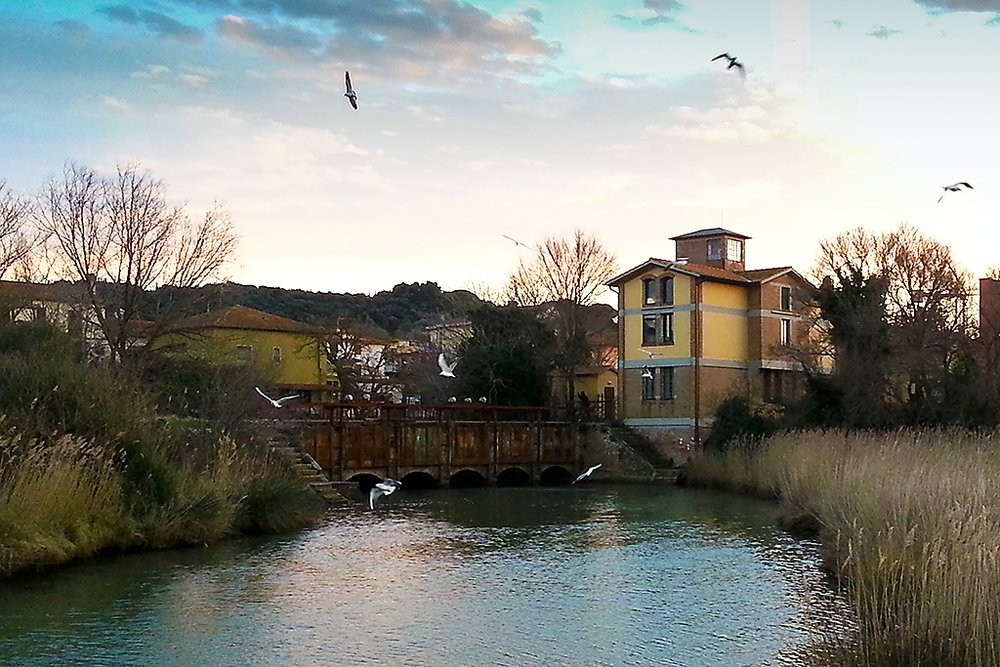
(156, 305, 338, 401)
(607, 228, 815, 448)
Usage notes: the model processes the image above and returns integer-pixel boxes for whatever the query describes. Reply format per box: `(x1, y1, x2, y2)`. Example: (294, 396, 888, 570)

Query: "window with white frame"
(780, 285, 792, 311)
(780, 318, 792, 346)
(727, 239, 743, 262)
(272, 346, 282, 364)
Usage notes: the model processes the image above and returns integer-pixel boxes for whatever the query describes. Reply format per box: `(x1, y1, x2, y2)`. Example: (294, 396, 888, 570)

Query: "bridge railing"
(308, 401, 614, 423)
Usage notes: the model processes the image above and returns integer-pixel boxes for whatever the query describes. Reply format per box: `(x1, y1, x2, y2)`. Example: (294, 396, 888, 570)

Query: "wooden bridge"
(294, 403, 593, 489)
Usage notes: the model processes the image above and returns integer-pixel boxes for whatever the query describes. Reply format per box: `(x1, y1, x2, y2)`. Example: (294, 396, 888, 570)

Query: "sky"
(2, 0, 999, 296)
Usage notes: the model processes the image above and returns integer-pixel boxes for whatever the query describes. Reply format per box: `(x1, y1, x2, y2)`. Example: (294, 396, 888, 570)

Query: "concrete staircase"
(604, 424, 681, 483)
(270, 443, 348, 504)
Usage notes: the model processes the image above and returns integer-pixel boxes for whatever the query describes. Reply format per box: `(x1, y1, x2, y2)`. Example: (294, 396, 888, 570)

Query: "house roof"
(170, 305, 318, 335)
(606, 259, 751, 286)
(738, 266, 814, 287)
(669, 227, 751, 241)
(607, 260, 814, 288)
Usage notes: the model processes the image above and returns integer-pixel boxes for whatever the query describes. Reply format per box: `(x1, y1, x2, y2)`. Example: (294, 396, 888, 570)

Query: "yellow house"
(606, 228, 816, 447)
(156, 305, 337, 401)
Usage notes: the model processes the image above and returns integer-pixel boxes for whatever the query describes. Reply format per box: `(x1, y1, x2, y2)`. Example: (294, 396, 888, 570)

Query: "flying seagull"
(369, 477, 402, 510)
(639, 348, 656, 359)
(573, 464, 603, 484)
(255, 386, 301, 408)
(711, 52, 746, 80)
(641, 366, 654, 380)
(438, 353, 457, 377)
(344, 70, 358, 110)
(937, 182, 973, 203)
(501, 234, 530, 249)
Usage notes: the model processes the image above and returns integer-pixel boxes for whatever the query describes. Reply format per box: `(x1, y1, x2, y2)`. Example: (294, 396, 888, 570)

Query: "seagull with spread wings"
(369, 477, 402, 510)
(438, 353, 457, 378)
(573, 464, 603, 484)
(711, 52, 746, 80)
(255, 387, 301, 408)
(501, 234, 530, 249)
(344, 70, 358, 110)
(937, 182, 973, 203)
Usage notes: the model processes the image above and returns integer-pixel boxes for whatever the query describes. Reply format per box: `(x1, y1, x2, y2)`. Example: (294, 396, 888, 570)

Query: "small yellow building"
(607, 228, 815, 447)
(157, 305, 337, 400)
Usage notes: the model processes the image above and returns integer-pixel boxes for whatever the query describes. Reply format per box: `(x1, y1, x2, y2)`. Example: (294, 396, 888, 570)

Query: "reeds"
(686, 429, 1000, 666)
(0, 432, 324, 577)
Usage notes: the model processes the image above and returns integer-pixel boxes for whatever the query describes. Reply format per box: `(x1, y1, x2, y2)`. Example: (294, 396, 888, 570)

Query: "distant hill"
(146, 281, 486, 338)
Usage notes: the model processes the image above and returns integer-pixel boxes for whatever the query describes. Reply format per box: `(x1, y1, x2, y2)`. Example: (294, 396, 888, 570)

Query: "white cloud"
(101, 95, 133, 111)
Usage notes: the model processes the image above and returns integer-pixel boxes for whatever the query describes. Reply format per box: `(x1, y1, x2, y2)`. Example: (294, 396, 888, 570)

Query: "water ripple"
(0, 486, 852, 666)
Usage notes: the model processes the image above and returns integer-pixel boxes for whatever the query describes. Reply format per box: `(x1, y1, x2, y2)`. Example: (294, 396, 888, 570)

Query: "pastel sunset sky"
(2, 0, 998, 294)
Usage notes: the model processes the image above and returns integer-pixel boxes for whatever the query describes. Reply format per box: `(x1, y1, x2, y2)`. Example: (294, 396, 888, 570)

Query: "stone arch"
(347, 473, 382, 493)
(449, 469, 488, 488)
(539, 465, 573, 486)
(401, 470, 439, 489)
(496, 466, 531, 487)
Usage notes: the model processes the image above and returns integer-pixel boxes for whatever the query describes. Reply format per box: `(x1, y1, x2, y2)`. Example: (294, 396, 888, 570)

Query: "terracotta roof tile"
(171, 305, 317, 335)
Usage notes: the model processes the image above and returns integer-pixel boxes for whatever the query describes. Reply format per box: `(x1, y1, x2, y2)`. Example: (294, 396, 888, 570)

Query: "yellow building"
(606, 228, 815, 447)
(157, 305, 337, 401)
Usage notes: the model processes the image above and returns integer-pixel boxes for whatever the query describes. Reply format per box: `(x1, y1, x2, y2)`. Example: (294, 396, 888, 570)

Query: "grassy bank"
(685, 430, 1000, 666)
(0, 323, 326, 578)
(0, 431, 325, 578)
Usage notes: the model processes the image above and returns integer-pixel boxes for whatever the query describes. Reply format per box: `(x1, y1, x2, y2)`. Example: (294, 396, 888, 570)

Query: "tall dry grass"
(0, 432, 324, 577)
(686, 429, 1000, 666)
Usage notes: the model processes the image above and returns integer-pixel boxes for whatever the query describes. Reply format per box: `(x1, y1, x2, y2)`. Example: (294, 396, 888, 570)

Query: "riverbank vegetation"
(686, 429, 1000, 666)
(0, 323, 325, 578)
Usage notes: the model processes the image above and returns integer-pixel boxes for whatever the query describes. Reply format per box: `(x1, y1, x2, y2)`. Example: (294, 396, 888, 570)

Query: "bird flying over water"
(573, 464, 603, 484)
(344, 70, 358, 110)
(438, 353, 457, 377)
(369, 477, 402, 510)
(255, 387, 301, 408)
(711, 52, 746, 80)
(937, 182, 973, 203)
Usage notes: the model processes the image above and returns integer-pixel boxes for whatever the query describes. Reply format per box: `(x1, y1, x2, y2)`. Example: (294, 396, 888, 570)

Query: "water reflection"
(0, 486, 851, 666)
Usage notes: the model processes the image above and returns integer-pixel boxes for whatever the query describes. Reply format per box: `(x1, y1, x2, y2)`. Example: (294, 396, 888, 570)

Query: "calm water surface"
(0, 486, 850, 666)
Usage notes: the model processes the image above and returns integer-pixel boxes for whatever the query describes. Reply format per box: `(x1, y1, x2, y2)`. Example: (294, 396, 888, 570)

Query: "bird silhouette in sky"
(937, 182, 973, 203)
(344, 70, 358, 110)
(711, 53, 746, 80)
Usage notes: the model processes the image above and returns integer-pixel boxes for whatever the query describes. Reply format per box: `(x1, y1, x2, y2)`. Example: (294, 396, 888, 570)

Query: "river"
(0, 486, 850, 666)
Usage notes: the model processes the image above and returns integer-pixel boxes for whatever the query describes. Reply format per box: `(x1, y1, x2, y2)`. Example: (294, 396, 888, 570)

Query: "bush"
(705, 395, 778, 451)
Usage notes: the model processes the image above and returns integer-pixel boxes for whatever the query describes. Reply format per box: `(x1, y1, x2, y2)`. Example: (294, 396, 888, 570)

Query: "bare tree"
(0, 181, 38, 280)
(36, 162, 237, 362)
(505, 230, 617, 405)
(812, 224, 975, 425)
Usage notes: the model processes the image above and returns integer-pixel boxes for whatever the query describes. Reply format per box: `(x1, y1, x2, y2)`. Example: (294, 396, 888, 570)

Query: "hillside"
(147, 281, 486, 337)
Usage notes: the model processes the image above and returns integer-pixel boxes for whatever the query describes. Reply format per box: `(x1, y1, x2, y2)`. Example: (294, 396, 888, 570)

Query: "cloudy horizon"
(3, 0, 1000, 295)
